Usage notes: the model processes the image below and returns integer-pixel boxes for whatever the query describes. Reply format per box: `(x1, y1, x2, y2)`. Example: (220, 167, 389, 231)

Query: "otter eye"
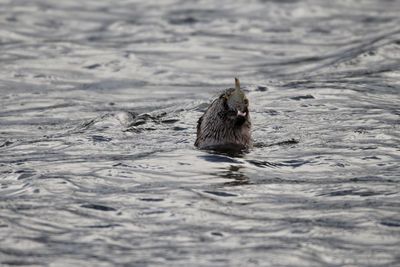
(221, 93, 229, 100)
(244, 99, 249, 105)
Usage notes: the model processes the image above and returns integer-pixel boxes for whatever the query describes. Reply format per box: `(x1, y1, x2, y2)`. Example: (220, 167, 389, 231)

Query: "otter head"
(221, 78, 249, 126)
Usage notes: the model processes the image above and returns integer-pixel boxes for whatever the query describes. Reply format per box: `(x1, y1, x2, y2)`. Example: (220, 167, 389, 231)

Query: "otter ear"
(235, 77, 240, 90)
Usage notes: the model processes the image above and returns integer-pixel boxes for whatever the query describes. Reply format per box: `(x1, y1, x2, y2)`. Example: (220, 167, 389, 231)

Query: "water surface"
(0, 0, 400, 266)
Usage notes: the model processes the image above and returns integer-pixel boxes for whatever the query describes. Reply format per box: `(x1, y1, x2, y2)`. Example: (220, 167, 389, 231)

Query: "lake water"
(0, 0, 399, 266)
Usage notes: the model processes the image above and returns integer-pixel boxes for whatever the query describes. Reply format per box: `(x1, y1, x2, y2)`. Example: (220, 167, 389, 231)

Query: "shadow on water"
(198, 151, 244, 163)
(253, 138, 299, 148)
(198, 137, 303, 185)
(217, 165, 250, 186)
(197, 149, 251, 186)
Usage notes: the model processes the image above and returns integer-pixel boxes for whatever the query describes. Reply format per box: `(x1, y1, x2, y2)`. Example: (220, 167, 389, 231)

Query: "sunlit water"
(1, 0, 400, 266)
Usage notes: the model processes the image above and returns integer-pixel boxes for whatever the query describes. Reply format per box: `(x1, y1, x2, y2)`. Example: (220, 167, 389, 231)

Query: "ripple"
(203, 190, 238, 197)
(80, 204, 117, 212)
(0, 0, 399, 266)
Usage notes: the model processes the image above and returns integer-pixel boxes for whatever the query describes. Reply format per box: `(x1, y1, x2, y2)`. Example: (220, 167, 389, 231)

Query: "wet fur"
(195, 90, 252, 150)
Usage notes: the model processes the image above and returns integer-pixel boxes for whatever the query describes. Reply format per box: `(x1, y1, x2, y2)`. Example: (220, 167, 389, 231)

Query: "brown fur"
(195, 89, 252, 151)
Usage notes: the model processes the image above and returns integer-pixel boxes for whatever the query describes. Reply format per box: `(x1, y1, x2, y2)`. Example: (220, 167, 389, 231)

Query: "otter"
(195, 78, 252, 151)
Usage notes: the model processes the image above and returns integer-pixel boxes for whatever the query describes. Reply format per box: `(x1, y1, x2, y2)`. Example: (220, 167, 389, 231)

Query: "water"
(1, 0, 400, 266)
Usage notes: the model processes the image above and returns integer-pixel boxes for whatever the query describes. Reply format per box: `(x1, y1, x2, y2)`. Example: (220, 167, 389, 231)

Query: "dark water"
(1, 0, 400, 266)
